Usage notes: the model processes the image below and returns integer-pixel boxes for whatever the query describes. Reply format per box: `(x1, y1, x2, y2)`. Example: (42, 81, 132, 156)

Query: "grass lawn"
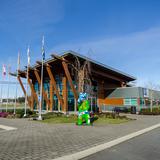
(94, 117, 131, 124)
(42, 116, 132, 124)
(42, 116, 77, 124)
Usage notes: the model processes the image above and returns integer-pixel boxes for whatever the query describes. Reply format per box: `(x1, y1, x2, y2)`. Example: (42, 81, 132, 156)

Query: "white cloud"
(51, 26, 160, 87)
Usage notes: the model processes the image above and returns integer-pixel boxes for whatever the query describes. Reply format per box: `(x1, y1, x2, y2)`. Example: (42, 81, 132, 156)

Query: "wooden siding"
(98, 98, 124, 106)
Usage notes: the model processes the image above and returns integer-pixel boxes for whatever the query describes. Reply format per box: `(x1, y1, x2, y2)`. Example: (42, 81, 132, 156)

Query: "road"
(82, 128, 160, 160)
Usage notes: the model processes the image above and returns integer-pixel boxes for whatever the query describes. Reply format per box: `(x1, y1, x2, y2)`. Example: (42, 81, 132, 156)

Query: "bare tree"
(145, 81, 160, 112)
(69, 56, 92, 94)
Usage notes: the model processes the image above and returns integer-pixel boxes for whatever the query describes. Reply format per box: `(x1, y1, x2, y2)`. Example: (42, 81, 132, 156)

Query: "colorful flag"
(27, 46, 30, 66)
(42, 36, 45, 60)
(2, 64, 6, 77)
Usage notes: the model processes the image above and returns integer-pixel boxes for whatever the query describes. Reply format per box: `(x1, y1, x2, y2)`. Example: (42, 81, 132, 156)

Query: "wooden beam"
(49, 80, 54, 112)
(27, 77, 39, 107)
(34, 69, 50, 109)
(46, 65, 63, 109)
(30, 93, 34, 111)
(17, 76, 31, 108)
(62, 76, 68, 112)
(17, 76, 26, 95)
(62, 61, 78, 100)
(51, 54, 69, 63)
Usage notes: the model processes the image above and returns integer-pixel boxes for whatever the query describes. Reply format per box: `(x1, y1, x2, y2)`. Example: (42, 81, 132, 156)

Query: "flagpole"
(24, 65, 28, 117)
(6, 65, 10, 112)
(14, 52, 20, 115)
(1, 65, 6, 112)
(0, 84, 2, 112)
(38, 36, 45, 120)
(14, 79, 17, 115)
(24, 46, 30, 117)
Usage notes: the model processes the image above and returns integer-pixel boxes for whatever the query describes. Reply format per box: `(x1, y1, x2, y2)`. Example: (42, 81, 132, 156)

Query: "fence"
(0, 80, 29, 111)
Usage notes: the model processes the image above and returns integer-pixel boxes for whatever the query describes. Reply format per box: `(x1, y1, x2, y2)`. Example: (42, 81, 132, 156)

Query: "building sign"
(124, 98, 138, 106)
(143, 88, 149, 97)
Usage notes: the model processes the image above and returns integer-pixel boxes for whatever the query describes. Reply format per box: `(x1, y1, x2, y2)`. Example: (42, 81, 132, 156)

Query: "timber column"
(49, 80, 54, 111)
(46, 64, 63, 110)
(34, 69, 50, 111)
(27, 78, 39, 110)
(17, 75, 32, 109)
(62, 76, 68, 113)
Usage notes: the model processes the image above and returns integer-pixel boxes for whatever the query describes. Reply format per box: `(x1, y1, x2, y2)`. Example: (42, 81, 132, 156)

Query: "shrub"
(96, 112, 127, 119)
(0, 109, 36, 118)
(139, 107, 160, 115)
(0, 112, 8, 118)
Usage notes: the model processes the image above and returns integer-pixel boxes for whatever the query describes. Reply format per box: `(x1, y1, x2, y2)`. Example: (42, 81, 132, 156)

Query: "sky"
(1, 0, 160, 97)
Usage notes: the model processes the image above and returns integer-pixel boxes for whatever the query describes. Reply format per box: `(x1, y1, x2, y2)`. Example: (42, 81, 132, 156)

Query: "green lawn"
(42, 116, 77, 124)
(94, 117, 130, 124)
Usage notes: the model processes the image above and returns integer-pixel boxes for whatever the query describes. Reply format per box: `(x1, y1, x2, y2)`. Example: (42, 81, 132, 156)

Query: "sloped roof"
(61, 50, 136, 81)
(13, 50, 136, 82)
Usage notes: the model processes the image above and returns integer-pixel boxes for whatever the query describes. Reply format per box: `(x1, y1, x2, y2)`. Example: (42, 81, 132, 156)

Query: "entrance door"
(88, 96, 98, 112)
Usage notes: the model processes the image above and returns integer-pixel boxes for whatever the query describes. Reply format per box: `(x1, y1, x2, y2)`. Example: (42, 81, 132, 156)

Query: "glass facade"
(33, 75, 98, 112)
(33, 76, 77, 111)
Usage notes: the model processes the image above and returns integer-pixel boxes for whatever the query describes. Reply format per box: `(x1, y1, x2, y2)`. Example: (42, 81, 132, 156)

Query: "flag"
(2, 64, 6, 77)
(17, 52, 20, 70)
(27, 46, 30, 66)
(42, 36, 45, 61)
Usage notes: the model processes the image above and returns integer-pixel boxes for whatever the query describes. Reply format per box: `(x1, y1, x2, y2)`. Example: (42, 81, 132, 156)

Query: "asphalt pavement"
(82, 128, 160, 160)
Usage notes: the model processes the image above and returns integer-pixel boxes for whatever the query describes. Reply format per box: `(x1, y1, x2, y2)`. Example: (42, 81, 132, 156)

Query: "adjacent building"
(100, 87, 160, 112)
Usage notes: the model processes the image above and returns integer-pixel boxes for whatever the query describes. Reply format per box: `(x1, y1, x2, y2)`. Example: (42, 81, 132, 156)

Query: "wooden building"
(13, 50, 136, 112)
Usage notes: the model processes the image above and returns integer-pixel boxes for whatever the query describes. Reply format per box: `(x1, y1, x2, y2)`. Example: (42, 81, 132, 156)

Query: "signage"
(143, 88, 149, 97)
(124, 98, 138, 106)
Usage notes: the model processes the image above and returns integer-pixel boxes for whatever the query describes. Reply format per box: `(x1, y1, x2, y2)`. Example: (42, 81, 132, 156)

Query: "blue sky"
(1, 0, 160, 95)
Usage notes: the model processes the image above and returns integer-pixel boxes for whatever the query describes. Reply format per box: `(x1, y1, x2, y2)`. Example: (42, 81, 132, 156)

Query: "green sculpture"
(77, 93, 90, 125)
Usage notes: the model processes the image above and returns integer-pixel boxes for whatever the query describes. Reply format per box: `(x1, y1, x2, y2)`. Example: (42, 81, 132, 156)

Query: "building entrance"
(88, 96, 98, 112)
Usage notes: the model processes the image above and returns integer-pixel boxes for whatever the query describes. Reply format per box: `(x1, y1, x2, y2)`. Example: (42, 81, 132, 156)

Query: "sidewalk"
(0, 114, 160, 160)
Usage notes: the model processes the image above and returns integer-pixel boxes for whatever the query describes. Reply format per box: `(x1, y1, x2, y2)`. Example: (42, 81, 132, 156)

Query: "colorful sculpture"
(77, 92, 90, 125)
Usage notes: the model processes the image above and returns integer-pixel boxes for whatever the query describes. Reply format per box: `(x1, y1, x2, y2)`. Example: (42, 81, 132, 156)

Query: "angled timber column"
(49, 80, 54, 111)
(17, 75, 31, 108)
(62, 61, 78, 100)
(46, 64, 63, 109)
(34, 69, 50, 109)
(17, 76, 26, 95)
(62, 76, 68, 112)
(27, 77, 39, 108)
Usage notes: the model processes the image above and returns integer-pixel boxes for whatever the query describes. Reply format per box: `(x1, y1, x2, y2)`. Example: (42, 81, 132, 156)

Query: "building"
(12, 50, 136, 113)
(101, 87, 160, 112)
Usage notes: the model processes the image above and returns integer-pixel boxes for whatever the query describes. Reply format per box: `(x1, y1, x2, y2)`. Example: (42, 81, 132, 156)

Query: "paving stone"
(0, 115, 160, 159)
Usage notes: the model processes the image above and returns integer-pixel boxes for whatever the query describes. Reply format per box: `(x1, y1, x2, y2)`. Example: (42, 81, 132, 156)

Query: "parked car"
(113, 107, 128, 113)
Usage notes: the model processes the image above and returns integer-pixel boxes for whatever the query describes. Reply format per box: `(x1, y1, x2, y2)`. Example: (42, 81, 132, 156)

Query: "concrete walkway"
(0, 114, 160, 160)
